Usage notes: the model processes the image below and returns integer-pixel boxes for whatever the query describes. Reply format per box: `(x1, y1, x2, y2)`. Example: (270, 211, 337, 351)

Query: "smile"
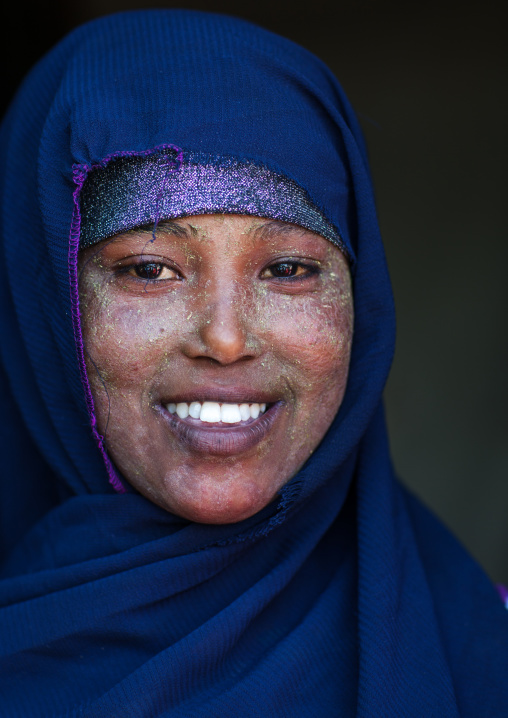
(159, 400, 281, 456)
(167, 401, 268, 424)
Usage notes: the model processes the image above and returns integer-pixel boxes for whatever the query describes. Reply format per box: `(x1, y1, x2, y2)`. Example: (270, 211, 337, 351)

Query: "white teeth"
(221, 404, 242, 423)
(200, 401, 222, 423)
(239, 403, 251, 421)
(250, 403, 260, 419)
(167, 401, 269, 424)
(189, 401, 201, 419)
(176, 402, 189, 419)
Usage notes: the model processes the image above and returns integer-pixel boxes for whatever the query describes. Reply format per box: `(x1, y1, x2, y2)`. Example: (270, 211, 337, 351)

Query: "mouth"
(158, 399, 282, 456)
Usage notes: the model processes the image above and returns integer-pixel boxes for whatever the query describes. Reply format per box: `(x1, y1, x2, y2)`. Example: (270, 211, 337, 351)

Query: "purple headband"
(79, 148, 345, 252)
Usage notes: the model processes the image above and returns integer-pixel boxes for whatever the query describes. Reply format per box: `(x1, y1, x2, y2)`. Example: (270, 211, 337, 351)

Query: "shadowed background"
(3, 0, 507, 582)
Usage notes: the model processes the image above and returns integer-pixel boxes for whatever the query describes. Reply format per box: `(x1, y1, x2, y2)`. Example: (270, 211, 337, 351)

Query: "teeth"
(189, 401, 201, 419)
(221, 404, 242, 423)
(239, 403, 251, 421)
(166, 401, 269, 424)
(200, 401, 221, 423)
(176, 402, 189, 419)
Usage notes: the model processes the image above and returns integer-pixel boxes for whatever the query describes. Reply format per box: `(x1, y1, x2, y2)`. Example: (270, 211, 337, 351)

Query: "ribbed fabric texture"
(0, 10, 507, 717)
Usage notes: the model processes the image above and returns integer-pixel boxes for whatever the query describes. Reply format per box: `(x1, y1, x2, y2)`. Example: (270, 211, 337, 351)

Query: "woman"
(0, 10, 506, 716)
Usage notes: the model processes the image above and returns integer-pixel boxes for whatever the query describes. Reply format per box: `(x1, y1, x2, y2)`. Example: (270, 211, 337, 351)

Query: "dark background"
(3, 1, 507, 582)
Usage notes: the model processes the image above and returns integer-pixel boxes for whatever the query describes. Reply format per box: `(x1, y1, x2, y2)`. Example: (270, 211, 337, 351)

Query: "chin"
(152, 475, 279, 524)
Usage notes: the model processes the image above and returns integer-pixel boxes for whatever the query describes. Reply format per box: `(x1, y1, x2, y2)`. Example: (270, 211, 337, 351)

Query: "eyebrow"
(122, 217, 310, 241)
(247, 219, 312, 240)
(123, 220, 198, 240)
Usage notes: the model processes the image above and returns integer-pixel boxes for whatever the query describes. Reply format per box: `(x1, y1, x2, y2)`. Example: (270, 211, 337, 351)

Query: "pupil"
(137, 263, 162, 279)
(273, 262, 295, 277)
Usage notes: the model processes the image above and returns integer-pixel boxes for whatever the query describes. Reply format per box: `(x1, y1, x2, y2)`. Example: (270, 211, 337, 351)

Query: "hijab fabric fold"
(0, 11, 507, 716)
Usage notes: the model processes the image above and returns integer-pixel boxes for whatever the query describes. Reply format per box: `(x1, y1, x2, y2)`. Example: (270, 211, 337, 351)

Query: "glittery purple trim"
(69, 144, 183, 493)
(79, 151, 345, 254)
(497, 584, 508, 609)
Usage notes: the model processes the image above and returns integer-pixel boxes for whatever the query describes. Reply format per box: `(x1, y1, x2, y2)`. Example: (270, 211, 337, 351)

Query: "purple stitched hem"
(69, 144, 183, 493)
(497, 584, 508, 609)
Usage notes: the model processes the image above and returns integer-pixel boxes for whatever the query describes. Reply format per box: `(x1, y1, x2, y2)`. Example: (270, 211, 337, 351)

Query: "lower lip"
(159, 402, 283, 456)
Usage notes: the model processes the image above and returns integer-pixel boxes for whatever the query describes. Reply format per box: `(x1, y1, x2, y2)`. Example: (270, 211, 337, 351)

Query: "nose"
(183, 292, 259, 365)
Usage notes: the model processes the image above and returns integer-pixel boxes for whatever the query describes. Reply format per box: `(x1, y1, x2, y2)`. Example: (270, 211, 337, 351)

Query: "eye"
(260, 261, 318, 280)
(127, 262, 180, 281)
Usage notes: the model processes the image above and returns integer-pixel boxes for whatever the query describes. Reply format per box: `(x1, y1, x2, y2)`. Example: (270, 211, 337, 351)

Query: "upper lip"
(161, 386, 280, 405)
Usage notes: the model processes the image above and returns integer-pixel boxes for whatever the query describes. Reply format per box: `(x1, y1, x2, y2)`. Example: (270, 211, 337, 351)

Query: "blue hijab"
(0, 11, 506, 716)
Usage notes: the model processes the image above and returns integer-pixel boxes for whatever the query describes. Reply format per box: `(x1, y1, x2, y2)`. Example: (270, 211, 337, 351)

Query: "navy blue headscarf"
(0, 11, 506, 716)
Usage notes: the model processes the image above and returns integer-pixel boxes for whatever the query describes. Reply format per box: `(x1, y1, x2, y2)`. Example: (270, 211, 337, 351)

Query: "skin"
(78, 214, 353, 524)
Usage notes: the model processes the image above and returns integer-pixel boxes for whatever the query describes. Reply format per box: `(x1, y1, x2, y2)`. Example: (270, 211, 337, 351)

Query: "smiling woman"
(79, 215, 352, 522)
(0, 9, 507, 718)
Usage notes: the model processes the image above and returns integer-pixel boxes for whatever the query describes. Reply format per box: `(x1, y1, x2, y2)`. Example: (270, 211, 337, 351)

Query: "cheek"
(253, 283, 354, 394)
(80, 290, 184, 389)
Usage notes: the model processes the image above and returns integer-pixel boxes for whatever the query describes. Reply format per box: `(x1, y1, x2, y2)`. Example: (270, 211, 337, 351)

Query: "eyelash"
(119, 262, 181, 282)
(118, 259, 320, 284)
(260, 260, 320, 281)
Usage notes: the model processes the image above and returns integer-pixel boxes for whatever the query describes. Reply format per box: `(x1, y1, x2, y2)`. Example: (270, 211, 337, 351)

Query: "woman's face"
(78, 215, 353, 523)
